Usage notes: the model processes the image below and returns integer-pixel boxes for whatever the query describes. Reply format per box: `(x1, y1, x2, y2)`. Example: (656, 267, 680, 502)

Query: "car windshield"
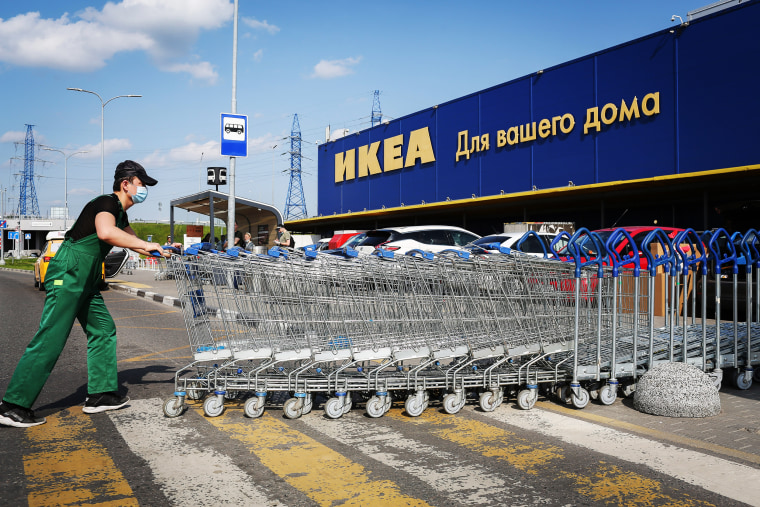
(50, 240, 63, 254)
(344, 233, 366, 248)
(357, 231, 393, 248)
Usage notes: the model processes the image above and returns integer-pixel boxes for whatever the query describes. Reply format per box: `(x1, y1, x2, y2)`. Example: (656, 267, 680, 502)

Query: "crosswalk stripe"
(482, 405, 760, 506)
(109, 398, 278, 506)
(387, 408, 716, 506)
(298, 408, 549, 505)
(201, 406, 432, 506)
(24, 409, 137, 506)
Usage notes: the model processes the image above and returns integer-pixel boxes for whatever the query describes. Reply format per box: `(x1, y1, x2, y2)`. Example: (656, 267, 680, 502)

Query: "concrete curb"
(109, 282, 182, 308)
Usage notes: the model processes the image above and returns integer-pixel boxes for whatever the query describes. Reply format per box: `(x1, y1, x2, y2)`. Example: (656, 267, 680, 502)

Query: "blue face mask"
(130, 185, 148, 204)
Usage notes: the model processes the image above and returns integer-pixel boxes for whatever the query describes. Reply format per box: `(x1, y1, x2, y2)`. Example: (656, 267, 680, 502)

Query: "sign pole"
(226, 0, 239, 251)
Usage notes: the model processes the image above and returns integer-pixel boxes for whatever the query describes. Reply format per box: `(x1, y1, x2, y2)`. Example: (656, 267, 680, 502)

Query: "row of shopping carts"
(161, 227, 759, 419)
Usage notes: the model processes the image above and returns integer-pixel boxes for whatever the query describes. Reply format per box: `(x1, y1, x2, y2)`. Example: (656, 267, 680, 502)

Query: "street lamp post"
(67, 88, 141, 194)
(41, 147, 88, 229)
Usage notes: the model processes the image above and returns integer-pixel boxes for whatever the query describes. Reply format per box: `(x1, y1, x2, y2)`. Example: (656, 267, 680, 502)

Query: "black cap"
(114, 160, 157, 186)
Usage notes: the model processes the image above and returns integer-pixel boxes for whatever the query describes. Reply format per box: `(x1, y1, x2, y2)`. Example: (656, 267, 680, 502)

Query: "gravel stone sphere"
(633, 362, 721, 418)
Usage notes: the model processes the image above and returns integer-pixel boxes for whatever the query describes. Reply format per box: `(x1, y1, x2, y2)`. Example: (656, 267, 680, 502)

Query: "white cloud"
(242, 17, 280, 35)
(140, 140, 221, 168)
(0, 0, 233, 82)
(310, 57, 362, 79)
(0, 131, 26, 143)
(252, 49, 264, 63)
(161, 61, 218, 85)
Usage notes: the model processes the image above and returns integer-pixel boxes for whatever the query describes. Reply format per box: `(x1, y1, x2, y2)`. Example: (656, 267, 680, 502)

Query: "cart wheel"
(283, 398, 303, 420)
(479, 391, 501, 412)
(516, 389, 536, 410)
(365, 396, 386, 418)
(557, 385, 572, 404)
(324, 397, 344, 419)
(598, 384, 617, 405)
(203, 396, 224, 417)
(571, 388, 590, 409)
(442, 393, 463, 415)
(405, 395, 425, 417)
(754, 368, 760, 382)
(621, 381, 636, 398)
(342, 395, 353, 414)
(243, 397, 265, 418)
(734, 369, 753, 390)
(302, 397, 313, 415)
(163, 397, 185, 418)
(186, 381, 206, 400)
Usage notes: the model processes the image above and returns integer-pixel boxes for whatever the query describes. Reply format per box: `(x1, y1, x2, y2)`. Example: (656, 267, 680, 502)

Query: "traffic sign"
(8, 231, 18, 240)
(0, 220, 6, 228)
(25, 233, 31, 240)
(221, 113, 248, 157)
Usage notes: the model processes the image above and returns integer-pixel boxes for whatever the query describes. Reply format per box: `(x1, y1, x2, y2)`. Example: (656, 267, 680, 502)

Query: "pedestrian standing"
(0, 160, 167, 428)
(274, 224, 294, 248)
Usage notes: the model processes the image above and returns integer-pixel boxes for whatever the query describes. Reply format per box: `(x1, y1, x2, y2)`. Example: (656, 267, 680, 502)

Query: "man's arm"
(95, 212, 166, 256)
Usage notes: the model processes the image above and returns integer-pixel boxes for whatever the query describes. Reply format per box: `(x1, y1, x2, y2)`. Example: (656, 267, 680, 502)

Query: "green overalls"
(3, 197, 128, 409)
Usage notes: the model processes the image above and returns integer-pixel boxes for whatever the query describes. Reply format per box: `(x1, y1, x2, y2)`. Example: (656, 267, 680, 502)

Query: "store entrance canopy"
(169, 190, 283, 245)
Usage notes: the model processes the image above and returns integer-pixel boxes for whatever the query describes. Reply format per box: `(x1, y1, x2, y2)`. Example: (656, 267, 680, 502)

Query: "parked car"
(471, 231, 558, 258)
(35, 232, 128, 291)
(34, 231, 66, 290)
(354, 226, 480, 256)
(592, 226, 686, 270)
(328, 231, 365, 250)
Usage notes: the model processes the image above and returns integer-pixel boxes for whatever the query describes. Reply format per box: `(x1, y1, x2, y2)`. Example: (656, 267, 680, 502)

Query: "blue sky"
(1, 0, 706, 223)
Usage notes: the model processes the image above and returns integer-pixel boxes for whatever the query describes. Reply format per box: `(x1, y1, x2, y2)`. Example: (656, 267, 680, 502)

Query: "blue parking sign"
(221, 113, 248, 157)
(8, 231, 18, 240)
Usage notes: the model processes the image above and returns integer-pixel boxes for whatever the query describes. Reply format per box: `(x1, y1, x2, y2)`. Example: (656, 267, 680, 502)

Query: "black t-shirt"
(66, 194, 129, 241)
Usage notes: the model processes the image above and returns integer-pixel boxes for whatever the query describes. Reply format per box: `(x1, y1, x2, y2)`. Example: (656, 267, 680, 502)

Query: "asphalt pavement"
(104, 266, 760, 468)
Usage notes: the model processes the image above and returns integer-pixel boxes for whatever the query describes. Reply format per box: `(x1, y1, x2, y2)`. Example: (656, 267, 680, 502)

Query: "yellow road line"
(24, 409, 137, 506)
(536, 400, 760, 466)
(387, 408, 714, 506)
(202, 410, 431, 506)
(119, 345, 190, 363)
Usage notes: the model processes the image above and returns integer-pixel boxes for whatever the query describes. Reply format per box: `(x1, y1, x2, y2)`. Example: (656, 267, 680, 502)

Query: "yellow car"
(34, 231, 66, 291)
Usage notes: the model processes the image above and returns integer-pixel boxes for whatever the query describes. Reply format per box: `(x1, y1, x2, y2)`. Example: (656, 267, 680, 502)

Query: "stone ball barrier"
(633, 362, 721, 418)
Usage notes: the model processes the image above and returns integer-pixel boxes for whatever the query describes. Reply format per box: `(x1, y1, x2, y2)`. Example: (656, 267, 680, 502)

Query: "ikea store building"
(287, 0, 760, 237)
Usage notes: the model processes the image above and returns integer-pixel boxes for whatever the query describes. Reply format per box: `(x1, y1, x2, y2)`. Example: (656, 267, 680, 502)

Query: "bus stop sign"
(221, 113, 248, 157)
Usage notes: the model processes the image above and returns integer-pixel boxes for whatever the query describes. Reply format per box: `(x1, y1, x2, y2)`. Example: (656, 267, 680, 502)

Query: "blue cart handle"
(267, 246, 290, 259)
(515, 230, 550, 259)
(641, 228, 676, 277)
(566, 227, 605, 278)
(740, 229, 760, 270)
(673, 228, 708, 276)
(706, 228, 737, 274)
(604, 228, 640, 277)
(405, 249, 435, 260)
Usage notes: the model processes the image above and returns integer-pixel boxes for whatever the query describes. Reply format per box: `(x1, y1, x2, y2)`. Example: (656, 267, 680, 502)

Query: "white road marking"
(298, 408, 551, 505)
(483, 406, 760, 506)
(109, 398, 281, 506)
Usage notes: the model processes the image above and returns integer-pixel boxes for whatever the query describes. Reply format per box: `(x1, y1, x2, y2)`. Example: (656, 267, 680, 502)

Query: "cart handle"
(603, 228, 640, 277)
(371, 249, 395, 259)
(641, 228, 676, 277)
(739, 229, 760, 269)
(438, 249, 470, 259)
(706, 228, 737, 275)
(267, 246, 290, 259)
(515, 230, 550, 259)
(406, 249, 435, 260)
(566, 227, 605, 278)
(673, 228, 708, 276)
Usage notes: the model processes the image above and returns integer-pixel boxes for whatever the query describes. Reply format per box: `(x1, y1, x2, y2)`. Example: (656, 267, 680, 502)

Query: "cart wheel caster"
(442, 393, 464, 414)
(405, 394, 425, 417)
(598, 384, 617, 405)
(734, 369, 753, 390)
(203, 396, 225, 417)
(283, 398, 303, 419)
(571, 387, 590, 409)
(478, 390, 503, 412)
(365, 396, 389, 418)
(244, 397, 265, 418)
(163, 397, 185, 418)
(324, 397, 345, 419)
(516, 389, 536, 410)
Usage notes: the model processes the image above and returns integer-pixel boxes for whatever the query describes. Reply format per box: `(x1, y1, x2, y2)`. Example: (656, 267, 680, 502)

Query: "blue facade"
(318, 2, 760, 216)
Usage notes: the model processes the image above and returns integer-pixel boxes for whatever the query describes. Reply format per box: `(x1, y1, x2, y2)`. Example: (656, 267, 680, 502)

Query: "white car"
(470, 231, 561, 258)
(354, 226, 480, 256)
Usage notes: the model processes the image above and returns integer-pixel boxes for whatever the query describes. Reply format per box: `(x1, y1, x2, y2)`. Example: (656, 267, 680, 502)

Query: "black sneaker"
(0, 401, 46, 428)
(83, 392, 130, 414)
